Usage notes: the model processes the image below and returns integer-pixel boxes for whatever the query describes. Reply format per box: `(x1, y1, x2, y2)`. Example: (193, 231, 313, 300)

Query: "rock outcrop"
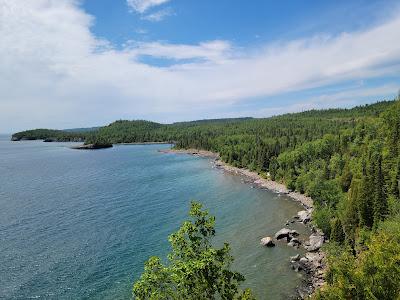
(274, 228, 292, 240)
(297, 209, 312, 224)
(260, 236, 275, 247)
(287, 237, 301, 248)
(275, 228, 298, 240)
(304, 231, 325, 252)
(72, 143, 113, 150)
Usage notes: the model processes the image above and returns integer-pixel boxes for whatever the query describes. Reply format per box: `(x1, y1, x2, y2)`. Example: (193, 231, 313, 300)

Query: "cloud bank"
(0, 0, 399, 131)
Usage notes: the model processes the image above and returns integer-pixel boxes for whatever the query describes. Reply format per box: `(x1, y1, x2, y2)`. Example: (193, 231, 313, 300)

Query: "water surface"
(0, 136, 309, 299)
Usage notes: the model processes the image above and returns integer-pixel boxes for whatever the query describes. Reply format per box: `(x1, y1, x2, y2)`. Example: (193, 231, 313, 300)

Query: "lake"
(0, 136, 309, 299)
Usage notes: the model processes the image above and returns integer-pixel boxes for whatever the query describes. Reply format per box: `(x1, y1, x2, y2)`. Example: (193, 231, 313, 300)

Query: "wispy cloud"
(1, 0, 400, 131)
(127, 40, 232, 63)
(141, 7, 174, 22)
(126, 0, 170, 13)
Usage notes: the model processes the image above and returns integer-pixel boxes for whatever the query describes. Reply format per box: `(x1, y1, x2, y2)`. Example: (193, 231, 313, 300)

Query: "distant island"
(71, 143, 113, 150)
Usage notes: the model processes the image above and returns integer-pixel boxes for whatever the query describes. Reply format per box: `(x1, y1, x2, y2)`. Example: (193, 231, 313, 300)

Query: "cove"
(0, 137, 310, 299)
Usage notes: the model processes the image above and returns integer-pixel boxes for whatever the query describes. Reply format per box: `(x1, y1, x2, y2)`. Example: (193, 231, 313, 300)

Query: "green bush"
(133, 202, 254, 300)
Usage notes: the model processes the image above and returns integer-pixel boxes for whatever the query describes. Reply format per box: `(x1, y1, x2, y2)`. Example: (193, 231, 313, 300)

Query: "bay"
(0, 136, 309, 299)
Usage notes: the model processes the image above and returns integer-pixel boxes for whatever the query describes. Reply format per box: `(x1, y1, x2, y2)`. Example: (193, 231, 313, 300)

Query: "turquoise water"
(0, 136, 309, 299)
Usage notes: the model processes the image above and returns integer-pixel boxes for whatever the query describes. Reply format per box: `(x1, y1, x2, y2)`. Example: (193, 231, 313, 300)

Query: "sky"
(1, 0, 400, 132)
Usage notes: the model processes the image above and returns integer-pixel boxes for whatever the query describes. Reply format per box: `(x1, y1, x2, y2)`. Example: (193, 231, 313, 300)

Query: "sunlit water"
(0, 135, 310, 299)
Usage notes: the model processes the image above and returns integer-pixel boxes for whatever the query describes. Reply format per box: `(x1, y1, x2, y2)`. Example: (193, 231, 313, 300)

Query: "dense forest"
(13, 99, 400, 298)
(11, 128, 87, 142)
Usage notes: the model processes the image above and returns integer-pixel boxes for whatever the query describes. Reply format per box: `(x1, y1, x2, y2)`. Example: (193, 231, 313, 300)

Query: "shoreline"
(160, 148, 326, 298)
(117, 142, 172, 145)
(159, 148, 313, 208)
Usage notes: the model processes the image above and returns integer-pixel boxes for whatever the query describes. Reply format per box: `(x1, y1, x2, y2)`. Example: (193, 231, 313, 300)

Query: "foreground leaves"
(133, 201, 254, 300)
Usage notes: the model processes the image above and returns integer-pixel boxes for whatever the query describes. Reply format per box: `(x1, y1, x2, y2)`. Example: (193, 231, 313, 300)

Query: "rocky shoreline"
(160, 148, 326, 298)
(71, 143, 113, 150)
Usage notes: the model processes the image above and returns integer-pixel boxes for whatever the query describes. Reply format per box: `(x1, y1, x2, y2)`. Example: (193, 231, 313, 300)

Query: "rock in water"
(274, 228, 292, 240)
(290, 254, 300, 262)
(260, 236, 275, 247)
(72, 143, 113, 150)
(288, 238, 301, 248)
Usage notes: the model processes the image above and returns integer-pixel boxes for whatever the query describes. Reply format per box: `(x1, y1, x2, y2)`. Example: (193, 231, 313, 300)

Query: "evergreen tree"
(330, 218, 345, 244)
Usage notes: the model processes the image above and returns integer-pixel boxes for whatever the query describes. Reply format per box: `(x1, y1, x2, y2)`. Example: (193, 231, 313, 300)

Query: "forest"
(12, 99, 400, 298)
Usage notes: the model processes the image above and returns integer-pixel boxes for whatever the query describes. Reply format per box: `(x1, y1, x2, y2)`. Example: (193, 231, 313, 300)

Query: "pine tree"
(373, 153, 387, 225)
(330, 218, 345, 244)
(359, 157, 374, 228)
(342, 179, 361, 243)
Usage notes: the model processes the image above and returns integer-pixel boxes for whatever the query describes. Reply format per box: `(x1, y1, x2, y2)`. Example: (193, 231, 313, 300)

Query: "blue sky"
(1, 0, 400, 132)
(83, 1, 392, 48)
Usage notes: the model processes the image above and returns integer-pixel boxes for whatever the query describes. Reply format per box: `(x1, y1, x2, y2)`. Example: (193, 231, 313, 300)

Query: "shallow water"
(0, 136, 310, 299)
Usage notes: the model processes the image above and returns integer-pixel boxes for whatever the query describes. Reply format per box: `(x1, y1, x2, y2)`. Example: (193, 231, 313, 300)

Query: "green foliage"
(11, 128, 87, 142)
(330, 218, 345, 244)
(133, 202, 254, 300)
(313, 206, 334, 238)
(315, 216, 400, 300)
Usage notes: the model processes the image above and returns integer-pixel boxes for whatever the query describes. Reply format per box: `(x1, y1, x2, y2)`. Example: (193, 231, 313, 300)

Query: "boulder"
(304, 233, 325, 252)
(299, 257, 309, 264)
(289, 229, 299, 237)
(305, 252, 325, 269)
(292, 263, 302, 272)
(260, 236, 275, 247)
(297, 210, 312, 223)
(290, 254, 300, 262)
(288, 238, 301, 248)
(274, 228, 292, 240)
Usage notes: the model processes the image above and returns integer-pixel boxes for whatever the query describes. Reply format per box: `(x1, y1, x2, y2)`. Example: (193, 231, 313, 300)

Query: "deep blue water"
(0, 136, 309, 299)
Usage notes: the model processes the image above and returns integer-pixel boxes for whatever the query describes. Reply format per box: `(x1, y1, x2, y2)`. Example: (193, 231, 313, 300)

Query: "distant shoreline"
(118, 142, 172, 145)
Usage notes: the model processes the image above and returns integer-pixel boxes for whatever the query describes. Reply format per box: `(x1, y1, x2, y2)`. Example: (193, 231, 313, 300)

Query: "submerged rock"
(260, 236, 275, 247)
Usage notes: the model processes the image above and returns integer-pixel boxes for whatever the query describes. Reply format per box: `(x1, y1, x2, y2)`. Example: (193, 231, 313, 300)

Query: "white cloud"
(127, 0, 170, 13)
(0, 0, 400, 132)
(141, 7, 173, 22)
(127, 40, 232, 63)
(255, 83, 400, 117)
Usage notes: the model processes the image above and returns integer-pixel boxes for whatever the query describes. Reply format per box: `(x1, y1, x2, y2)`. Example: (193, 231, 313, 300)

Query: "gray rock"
(260, 236, 275, 247)
(290, 254, 300, 262)
(297, 210, 312, 223)
(305, 252, 325, 269)
(299, 257, 309, 264)
(274, 228, 292, 240)
(304, 233, 325, 252)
